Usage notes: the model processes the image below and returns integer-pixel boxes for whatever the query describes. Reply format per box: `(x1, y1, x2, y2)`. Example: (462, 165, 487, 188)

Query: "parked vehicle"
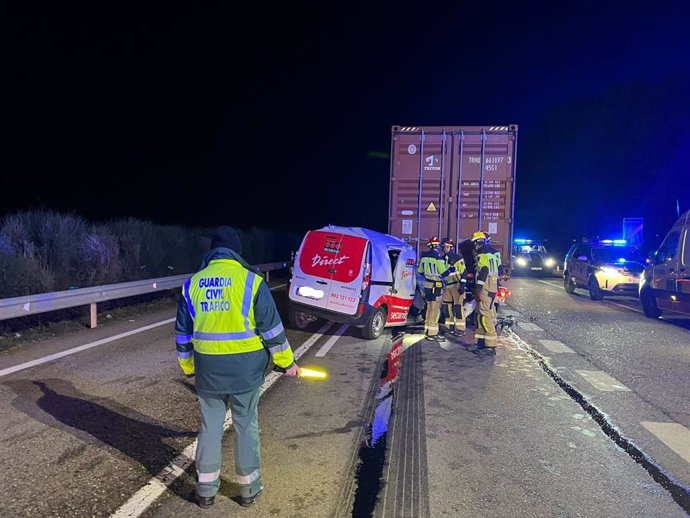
(563, 239, 646, 300)
(288, 226, 418, 339)
(639, 210, 690, 318)
(511, 239, 559, 276)
(387, 125, 518, 274)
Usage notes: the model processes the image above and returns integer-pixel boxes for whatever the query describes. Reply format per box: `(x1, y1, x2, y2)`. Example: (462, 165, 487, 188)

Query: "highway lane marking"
(538, 339, 575, 353)
(111, 320, 336, 518)
(604, 300, 643, 314)
(0, 283, 287, 379)
(640, 421, 690, 463)
(536, 279, 564, 289)
(575, 370, 631, 391)
(535, 279, 644, 314)
(0, 319, 177, 378)
(315, 323, 349, 357)
(517, 322, 544, 332)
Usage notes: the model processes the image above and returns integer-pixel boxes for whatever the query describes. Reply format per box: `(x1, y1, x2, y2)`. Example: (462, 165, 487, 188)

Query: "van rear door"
(289, 230, 344, 310)
(325, 234, 369, 315)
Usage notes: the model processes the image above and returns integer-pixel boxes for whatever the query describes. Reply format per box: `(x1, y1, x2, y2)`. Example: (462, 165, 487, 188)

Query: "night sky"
(6, 2, 690, 256)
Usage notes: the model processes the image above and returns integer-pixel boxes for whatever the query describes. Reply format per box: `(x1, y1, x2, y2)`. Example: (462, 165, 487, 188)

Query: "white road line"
(536, 279, 564, 289)
(0, 282, 286, 379)
(315, 323, 349, 357)
(0, 319, 176, 378)
(605, 300, 642, 314)
(111, 320, 335, 518)
(575, 370, 631, 391)
(538, 339, 575, 353)
(517, 322, 544, 332)
(640, 421, 690, 463)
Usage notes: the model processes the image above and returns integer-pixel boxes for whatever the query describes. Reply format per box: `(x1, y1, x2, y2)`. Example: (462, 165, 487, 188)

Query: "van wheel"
(640, 288, 662, 318)
(288, 307, 315, 329)
(361, 307, 387, 340)
(564, 272, 575, 293)
(588, 276, 604, 300)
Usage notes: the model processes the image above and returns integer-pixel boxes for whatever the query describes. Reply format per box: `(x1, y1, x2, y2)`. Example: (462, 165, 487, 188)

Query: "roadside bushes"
(0, 210, 302, 298)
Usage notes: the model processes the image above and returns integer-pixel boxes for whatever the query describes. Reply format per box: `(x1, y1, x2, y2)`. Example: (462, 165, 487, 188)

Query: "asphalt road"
(0, 279, 688, 517)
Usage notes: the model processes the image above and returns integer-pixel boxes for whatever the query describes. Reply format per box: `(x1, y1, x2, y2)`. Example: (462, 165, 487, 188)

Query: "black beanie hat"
(210, 226, 243, 254)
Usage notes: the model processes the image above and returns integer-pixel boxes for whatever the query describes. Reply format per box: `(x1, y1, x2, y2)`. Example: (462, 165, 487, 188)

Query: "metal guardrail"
(0, 260, 291, 328)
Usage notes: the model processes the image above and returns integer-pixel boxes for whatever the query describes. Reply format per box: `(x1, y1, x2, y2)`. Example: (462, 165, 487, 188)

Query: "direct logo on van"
(311, 254, 350, 268)
(323, 237, 341, 254)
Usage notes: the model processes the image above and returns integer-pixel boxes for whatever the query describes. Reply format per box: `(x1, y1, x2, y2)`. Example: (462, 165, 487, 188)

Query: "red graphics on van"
(298, 231, 368, 284)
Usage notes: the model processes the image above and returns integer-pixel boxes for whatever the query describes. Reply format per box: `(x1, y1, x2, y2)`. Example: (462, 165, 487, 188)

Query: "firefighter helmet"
(471, 231, 486, 242)
(441, 237, 455, 247)
(427, 236, 440, 248)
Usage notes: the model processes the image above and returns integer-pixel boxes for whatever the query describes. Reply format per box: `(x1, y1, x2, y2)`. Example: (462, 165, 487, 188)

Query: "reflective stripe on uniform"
(268, 340, 290, 356)
(177, 350, 193, 359)
(197, 469, 220, 483)
(261, 322, 284, 340)
(193, 330, 257, 341)
(242, 272, 256, 332)
(236, 469, 261, 485)
(183, 278, 196, 319)
(176, 334, 192, 344)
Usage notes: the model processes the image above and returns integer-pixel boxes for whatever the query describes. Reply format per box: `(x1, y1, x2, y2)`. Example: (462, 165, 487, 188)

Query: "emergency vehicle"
(563, 239, 645, 300)
(639, 210, 690, 318)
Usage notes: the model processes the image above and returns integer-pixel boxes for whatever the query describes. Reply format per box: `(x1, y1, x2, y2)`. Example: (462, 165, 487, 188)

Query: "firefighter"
(470, 231, 499, 353)
(440, 237, 467, 336)
(417, 236, 447, 342)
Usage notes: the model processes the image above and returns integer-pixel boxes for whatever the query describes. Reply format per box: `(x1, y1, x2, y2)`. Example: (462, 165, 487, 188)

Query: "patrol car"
(563, 239, 645, 300)
(510, 239, 559, 276)
(639, 210, 690, 318)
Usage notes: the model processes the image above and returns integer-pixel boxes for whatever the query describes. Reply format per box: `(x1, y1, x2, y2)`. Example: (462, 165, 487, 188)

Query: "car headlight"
(544, 258, 555, 267)
(516, 257, 528, 267)
(598, 267, 620, 276)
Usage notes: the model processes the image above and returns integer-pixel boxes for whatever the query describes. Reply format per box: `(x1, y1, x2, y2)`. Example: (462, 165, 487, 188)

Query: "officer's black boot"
(195, 491, 215, 509)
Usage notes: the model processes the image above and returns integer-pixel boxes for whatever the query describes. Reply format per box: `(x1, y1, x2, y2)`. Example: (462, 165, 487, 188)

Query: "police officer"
(470, 231, 499, 353)
(417, 236, 447, 342)
(175, 226, 300, 509)
(440, 237, 467, 336)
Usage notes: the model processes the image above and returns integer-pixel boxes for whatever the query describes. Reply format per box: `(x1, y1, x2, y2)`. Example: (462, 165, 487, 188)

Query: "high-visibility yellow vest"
(184, 259, 263, 355)
(417, 252, 447, 280)
(477, 252, 499, 278)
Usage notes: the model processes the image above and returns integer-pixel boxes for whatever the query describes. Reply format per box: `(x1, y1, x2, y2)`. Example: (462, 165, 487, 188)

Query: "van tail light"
(357, 303, 366, 315)
(361, 263, 371, 292)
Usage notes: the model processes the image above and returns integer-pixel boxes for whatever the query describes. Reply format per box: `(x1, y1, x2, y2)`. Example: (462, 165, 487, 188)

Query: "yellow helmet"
(471, 231, 486, 242)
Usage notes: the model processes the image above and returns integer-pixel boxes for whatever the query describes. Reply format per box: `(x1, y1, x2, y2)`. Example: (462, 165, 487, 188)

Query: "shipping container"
(388, 125, 518, 271)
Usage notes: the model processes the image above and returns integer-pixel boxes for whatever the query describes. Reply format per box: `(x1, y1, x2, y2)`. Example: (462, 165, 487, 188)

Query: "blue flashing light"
(616, 258, 627, 263)
(613, 239, 627, 245)
(513, 238, 532, 244)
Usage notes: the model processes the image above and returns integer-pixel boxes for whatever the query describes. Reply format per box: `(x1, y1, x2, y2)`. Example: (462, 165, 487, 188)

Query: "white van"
(639, 210, 690, 318)
(288, 226, 418, 339)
